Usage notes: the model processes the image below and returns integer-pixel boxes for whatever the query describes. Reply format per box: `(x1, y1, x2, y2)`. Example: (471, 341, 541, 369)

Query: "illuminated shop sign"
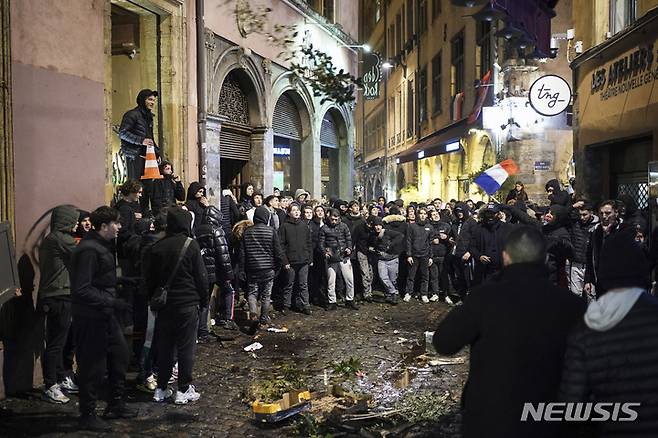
(528, 75, 571, 117)
(590, 42, 658, 101)
(363, 52, 382, 100)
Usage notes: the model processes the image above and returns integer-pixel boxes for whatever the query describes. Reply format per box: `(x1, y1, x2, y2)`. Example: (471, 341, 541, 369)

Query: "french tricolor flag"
(474, 159, 519, 196)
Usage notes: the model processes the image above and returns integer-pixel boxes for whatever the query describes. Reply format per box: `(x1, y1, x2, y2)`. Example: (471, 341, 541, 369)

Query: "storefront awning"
(396, 117, 479, 164)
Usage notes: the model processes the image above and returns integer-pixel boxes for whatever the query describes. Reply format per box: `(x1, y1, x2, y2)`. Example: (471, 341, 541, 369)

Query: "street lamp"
(382, 61, 393, 69)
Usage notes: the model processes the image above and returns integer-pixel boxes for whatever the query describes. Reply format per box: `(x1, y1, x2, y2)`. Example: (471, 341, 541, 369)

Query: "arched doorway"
(320, 108, 348, 198)
(272, 90, 311, 196)
(218, 70, 255, 190)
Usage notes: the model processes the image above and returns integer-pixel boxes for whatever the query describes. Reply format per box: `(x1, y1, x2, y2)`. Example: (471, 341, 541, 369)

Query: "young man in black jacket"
(115, 180, 144, 273)
(240, 206, 285, 326)
(196, 206, 236, 338)
(185, 182, 209, 233)
(469, 204, 514, 286)
(449, 203, 476, 302)
(308, 205, 327, 306)
(118, 89, 158, 182)
(150, 161, 185, 213)
(279, 203, 313, 314)
(39, 205, 80, 404)
(429, 209, 453, 303)
(144, 207, 207, 405)
(585, 200, 624, 298)
(70, 206, 136, 432)
(368, 216, 403, 304)
(319, 209, 358, 310)
(434, 226, 585, 438)
(404, 207, 434, 303)
(568, 201, 598, 298)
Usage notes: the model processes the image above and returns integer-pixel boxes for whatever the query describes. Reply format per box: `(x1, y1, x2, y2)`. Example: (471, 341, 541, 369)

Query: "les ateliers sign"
(590, 42, 658, 101)
(362, 53, 382, 100)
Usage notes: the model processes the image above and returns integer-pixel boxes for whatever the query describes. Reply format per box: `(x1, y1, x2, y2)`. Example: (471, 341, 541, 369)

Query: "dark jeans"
(74, 314, 128, 415)
(41, 297, 73, 388)
(155, 305, 199, 392)
(216, 282, 235, 321)
(198, 306, 210, 338)
(282, 264, 310, 310)
(309, 253, 327, 306)
(429, 256, 450, 298)
(405, 256, 430, 297)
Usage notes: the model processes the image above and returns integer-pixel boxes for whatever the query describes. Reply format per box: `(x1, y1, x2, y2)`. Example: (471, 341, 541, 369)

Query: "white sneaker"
(175, 385, 201, 405)
(168, 362, 179, 384)
(59, 376, 78, 394)
(153, 387, 174, 402)
(421, 296, 430, 303)
(445, 296, 455, 306)
(429, 294, 439, 302)
(403, 293, 412, 302)
(145, 374, 158, 391)
(43, 384, 70, 404)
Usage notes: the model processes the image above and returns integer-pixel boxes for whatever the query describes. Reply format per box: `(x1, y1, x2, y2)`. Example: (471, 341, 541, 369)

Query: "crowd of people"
(36, 165, 657, 433)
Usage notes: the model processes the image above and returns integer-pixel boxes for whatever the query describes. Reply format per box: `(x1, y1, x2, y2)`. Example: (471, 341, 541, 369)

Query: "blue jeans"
(247, 279, 274, 323)
(378, 258, 399, 297)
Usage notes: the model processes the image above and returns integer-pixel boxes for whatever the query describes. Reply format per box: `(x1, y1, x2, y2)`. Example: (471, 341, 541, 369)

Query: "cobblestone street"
(0, 298, 468, 437)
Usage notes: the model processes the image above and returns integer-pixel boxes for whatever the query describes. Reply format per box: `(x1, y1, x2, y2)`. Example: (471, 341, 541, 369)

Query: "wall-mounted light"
(417, 150, 425, 159)
(339, 43, 371, 52)
(382, 61, 394, 69)
(445, 142, 460, 152)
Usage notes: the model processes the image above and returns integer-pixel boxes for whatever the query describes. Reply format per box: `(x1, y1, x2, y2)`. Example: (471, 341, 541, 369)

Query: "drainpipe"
(382, 0, 388, 200)
(196, 0, 207, 184)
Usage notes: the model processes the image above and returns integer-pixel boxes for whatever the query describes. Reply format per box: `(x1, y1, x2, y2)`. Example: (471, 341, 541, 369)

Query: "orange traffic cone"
(141, 144, 163, 180)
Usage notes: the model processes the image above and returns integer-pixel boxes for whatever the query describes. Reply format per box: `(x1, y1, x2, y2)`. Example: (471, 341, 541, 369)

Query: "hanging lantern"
(451, 0, 488, 8)
(495, 22, 524, 40)
(471, 3, 508, 22)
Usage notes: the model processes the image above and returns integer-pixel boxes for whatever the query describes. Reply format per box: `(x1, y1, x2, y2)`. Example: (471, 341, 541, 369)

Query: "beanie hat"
(598, 227, 650, 292)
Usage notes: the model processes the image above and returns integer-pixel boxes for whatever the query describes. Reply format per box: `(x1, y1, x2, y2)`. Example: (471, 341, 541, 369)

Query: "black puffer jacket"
(585, 220, 624, 287)
(220, 193, 240, 239)
(559, 293, 658, 437)
(369, 229, 404, 261)
(319, 220, 352, 263)
(279, 216, 312, 265)
(569, 216, 599, 264)
(185, 182, 206, 232)
(383, 214, 408, 254)
(144, 207, 208, 308)
(71, 230, 120, 319)
(352, 220, 371, 255)
(119, 89, 158, 158)
(196, 206, 234, 285)
(240, 206, 285, 281)
(406, 220, 433, 258)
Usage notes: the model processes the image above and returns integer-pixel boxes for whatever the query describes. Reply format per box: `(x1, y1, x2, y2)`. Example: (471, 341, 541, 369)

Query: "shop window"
(432, 52, 442, 115)
(419, 0, 427, 34)
(407, 79, 414, 138)
(419, 67, 428, 122)
(610, 0, 636, 35)
(451, 30, 464, 98)
(308, 0, 334, 22)
(432, 0, 441, 21)
(475, 21, 492, 80)
(388, 25, 395, 58)
(396, 12, 402, 56)
(406, 0, 414, 44)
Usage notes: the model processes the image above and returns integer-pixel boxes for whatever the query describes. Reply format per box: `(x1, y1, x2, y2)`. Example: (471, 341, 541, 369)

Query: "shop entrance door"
(610, 137, 652, 210)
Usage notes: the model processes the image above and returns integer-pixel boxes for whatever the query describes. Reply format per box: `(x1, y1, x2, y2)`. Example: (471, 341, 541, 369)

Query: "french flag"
(474, 159, 519, 196)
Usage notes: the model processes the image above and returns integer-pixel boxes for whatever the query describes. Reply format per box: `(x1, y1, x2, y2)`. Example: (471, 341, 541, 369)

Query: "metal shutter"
(220, 126, 251, 161)
(320, 113, 339, 148)
(273, 93, 302, 140)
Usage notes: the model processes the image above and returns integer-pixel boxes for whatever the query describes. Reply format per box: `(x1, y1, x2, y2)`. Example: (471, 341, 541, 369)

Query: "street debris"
(266, 327, 289, 333)
(244, 342, 263, 352)
(252, 390, 312, 423)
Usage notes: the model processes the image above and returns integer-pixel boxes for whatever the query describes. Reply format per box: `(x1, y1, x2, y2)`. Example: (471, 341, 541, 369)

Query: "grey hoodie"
(584, 287, 645, 331)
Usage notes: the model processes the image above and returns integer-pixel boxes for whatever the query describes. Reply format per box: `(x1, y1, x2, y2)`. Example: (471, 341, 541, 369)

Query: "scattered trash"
(424, 331, 438, 355)
(252, 390, 312, 423)
(244, 342, 263, 352)
(267, 327, 289, 333)
(429, 356, 466, 366)
(372, 329, 386, 335)
(393, 330, 400, 334)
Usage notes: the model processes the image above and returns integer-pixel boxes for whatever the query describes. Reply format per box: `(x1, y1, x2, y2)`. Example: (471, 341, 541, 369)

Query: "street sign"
(362, 53, 382, 100)
(528, 74, 571, 116)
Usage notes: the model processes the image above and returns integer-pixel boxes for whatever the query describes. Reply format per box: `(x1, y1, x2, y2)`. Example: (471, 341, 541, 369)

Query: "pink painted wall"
(11, 0, 106, 255)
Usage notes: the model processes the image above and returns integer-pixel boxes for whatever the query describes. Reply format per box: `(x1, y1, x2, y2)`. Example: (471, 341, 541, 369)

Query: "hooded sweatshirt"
(185, 181, 207, 232)
(240, 206, 285, 280)
(144, 207, 208, 309)
(545, 179, 570, 206)
(38, 205, 79, 301)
